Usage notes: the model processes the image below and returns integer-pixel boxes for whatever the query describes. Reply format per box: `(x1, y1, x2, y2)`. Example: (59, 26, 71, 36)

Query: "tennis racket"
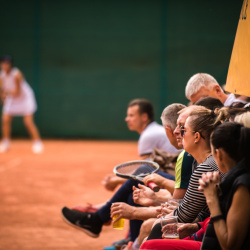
(113, 160, 160, 192)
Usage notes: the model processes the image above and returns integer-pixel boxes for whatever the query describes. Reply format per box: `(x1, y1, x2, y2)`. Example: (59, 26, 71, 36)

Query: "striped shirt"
(173, 155, 225, 223)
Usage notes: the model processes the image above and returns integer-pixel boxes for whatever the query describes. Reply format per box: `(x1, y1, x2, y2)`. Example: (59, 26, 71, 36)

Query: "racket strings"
(116, 163, 157, 176)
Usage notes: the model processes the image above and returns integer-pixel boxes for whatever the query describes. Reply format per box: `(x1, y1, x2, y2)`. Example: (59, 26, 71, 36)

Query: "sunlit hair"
(187, 106, 230, 146)
(211, 122, 250, 172)
(161, 103, 186, 129)
(185, 73, 220, 100)
(235, 111, 250, 128)
(210, 106, 250, 122)
(178, 105, 200, 115)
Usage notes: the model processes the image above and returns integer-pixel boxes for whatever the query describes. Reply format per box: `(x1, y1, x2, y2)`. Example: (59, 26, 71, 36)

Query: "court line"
(0, 158, 22, 173)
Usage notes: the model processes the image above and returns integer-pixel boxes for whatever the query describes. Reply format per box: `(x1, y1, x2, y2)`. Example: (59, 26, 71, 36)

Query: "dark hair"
(0, 55, 13, 65)
(230, 102, 246, 108)
(195, 97, 223, 110)
(211, 122, 250, 171)
(128, 99, 154, 122)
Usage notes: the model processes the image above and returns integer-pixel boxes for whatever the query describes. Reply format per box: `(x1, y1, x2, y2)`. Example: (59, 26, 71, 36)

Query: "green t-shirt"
(175, 150, 193, 189)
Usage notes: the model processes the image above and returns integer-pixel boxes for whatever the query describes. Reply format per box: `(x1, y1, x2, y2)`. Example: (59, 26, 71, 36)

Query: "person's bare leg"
(0, 113, 12, 152)
(121, 219, 157, 250)
(23, 115, 43, 153)
(138, 218, 157, 246)
(23, 115, 41, 140)
(2, 113, 12, 140)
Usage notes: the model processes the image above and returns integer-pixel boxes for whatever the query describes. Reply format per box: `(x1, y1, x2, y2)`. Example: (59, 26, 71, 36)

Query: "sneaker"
(61, 207, 102, 238)
(32, 141, 44, 154)
(0, 139, 10, 153)
(72, 204, 112, 226)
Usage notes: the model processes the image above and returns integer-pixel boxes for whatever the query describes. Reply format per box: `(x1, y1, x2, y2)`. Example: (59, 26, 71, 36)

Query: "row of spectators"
(61, 73, 250, 250)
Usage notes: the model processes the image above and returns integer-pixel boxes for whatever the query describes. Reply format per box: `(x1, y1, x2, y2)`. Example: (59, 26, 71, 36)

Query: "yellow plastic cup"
(112, 215, 125, 230)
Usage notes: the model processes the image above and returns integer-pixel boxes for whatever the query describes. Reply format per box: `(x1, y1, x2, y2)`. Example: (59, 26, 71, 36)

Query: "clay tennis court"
(0, 140, 138, 250)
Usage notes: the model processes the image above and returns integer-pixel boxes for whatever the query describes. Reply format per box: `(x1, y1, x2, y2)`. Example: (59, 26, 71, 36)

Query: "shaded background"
(0, 0, 242, 139)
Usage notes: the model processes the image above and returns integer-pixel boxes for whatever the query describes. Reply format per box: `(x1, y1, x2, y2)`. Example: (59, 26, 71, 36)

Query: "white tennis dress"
(0, 68, 37, 116)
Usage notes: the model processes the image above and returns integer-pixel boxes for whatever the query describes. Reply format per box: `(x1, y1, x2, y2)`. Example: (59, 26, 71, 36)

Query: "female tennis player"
(0, 55, 43, 153)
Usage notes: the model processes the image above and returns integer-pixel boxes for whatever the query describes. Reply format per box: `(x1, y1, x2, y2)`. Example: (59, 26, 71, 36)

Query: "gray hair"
(161, 103, 186, 129)
(185, 73, 219, 100)
(235, 111, 250, 128)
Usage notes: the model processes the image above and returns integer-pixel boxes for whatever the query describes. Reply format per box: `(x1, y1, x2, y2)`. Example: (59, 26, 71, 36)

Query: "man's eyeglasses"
(180, 126, 205, 139)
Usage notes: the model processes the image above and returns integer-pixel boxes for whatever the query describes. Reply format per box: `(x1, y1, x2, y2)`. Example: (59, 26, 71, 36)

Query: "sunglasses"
(180, 126, 205, 139)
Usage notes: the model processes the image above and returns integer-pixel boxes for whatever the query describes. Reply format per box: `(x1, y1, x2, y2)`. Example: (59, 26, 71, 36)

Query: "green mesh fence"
(0, 0, 242, 139)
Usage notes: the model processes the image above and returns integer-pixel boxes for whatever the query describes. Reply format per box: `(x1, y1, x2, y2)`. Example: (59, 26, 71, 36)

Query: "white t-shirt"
(224, 93, 246, 107)
(138, 121, 180, 156)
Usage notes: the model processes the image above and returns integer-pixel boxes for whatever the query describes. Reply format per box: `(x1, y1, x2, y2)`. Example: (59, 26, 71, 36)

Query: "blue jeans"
(97, 171, 175, 241)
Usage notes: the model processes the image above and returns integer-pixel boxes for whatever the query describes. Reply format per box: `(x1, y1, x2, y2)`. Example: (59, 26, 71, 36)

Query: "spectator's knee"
(140, 218, 157, 235)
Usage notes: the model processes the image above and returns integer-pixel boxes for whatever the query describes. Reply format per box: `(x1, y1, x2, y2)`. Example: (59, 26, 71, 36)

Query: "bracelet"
(196, 222, 201, 230)
(210, 215, 224, 223)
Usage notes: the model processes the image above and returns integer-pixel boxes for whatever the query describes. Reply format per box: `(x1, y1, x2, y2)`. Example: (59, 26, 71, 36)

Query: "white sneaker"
(0, 139, 10, 153)
(32, 141, 44, 154)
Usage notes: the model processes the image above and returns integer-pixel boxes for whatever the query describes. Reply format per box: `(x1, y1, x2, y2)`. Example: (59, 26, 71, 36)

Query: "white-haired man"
(185, 73, 246, 106)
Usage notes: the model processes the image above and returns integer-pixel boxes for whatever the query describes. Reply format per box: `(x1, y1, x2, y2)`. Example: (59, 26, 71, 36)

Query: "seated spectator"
(102, 98, 180, 192)
(200, 122, 250, 249)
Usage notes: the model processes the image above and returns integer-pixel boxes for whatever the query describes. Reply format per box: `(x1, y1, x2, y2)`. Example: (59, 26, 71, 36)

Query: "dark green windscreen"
(0, 0, 242, 139)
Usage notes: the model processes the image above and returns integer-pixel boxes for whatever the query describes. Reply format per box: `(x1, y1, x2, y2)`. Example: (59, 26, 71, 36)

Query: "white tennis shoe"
(32, 141, 44, 154)
(0, 139, 10, 153)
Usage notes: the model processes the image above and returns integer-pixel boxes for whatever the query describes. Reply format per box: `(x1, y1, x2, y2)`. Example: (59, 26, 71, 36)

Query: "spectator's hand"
(133, 184, 156, 206)
(198, 171, 220, 199)
(143, 174, 167, 188)
(110, 202, 136, 222)
(177, 223, 199, 239)
(156, 204, 176, 218)
(101, 174, 125, 191)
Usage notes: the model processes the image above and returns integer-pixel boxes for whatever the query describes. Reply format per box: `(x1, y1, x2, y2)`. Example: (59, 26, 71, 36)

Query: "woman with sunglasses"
(171, 106, 228, 223)
(143, 106, 228, 241)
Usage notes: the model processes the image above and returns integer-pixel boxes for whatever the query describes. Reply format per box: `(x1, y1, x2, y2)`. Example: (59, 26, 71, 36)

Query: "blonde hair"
(187, 106, 230, 145)
(235, 111, 250, 128)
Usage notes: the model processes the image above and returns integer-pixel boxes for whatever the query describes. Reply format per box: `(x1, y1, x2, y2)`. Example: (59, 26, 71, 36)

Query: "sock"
(131, 238, 140, 250)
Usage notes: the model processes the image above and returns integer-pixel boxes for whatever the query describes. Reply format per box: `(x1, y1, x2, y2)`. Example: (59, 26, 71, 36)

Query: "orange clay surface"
(0, 140, 138, 250)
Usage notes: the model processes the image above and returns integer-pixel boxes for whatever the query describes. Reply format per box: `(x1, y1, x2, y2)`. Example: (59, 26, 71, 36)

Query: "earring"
(194, 141, 198, 144)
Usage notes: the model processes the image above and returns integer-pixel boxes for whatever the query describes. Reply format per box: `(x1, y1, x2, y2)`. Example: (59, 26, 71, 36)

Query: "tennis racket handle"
(148, 182, 160, 192)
